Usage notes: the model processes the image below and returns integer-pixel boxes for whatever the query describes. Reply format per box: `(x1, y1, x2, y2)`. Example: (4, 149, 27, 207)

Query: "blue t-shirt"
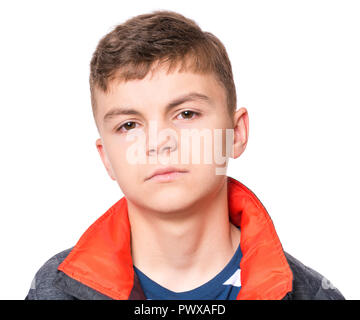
(133, 243, 242, 300)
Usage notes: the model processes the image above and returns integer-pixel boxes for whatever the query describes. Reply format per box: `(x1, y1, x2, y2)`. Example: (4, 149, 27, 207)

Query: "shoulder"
(25, 248, 75, 300)
(283, 251, 345, 300)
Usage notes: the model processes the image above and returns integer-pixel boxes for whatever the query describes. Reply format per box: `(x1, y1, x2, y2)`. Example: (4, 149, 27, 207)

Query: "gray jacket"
(25, 247, 345, 300)
(25, 177, 346, 300)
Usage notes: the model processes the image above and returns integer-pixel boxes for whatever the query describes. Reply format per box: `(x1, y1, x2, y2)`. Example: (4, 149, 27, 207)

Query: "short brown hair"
(90, 10, 237, 121)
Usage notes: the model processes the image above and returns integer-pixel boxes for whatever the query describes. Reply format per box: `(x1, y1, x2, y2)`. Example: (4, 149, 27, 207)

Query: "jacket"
(25, 176, 345, 300)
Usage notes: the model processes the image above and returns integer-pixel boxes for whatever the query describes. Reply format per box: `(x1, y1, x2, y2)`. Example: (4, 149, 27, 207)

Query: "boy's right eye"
(116, 121, 138, 133)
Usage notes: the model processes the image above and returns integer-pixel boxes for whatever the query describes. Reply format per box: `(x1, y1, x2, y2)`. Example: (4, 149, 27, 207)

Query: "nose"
(146, 120, 178, 157)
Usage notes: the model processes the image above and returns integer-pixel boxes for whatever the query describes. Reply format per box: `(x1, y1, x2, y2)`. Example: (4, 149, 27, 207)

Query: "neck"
(127, 178, 241, 292)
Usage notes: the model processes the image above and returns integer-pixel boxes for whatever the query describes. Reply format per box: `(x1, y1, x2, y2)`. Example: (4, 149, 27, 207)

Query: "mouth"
(145, 167, 189, 182)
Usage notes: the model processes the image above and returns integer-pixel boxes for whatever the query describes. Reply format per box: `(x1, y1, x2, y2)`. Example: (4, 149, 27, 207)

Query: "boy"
(25, 10, 345, 300)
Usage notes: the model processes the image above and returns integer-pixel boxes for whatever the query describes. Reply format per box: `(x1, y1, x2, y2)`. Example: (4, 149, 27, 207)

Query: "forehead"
(94, 67, 226, 118)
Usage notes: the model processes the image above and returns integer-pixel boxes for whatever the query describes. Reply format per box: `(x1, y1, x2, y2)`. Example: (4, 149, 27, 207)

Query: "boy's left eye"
(176, 110, 200, 120)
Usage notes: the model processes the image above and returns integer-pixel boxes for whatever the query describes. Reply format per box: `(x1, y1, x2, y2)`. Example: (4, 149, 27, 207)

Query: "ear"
(95, 138, 117, 181)
(232, 107, 249, 159)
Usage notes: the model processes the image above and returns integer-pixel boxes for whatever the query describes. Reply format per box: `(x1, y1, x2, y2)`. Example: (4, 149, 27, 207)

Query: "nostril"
(147, 148, 156, 156)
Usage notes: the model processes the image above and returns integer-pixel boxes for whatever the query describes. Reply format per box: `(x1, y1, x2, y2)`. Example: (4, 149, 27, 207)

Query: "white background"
(0, 0, 359, 300)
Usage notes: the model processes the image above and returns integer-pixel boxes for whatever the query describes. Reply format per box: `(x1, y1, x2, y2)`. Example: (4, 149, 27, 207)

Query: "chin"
(146, 188, 198, 213)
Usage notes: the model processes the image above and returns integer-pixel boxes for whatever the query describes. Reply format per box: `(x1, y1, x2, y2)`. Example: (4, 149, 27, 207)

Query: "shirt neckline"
(133, 242, 242, 299)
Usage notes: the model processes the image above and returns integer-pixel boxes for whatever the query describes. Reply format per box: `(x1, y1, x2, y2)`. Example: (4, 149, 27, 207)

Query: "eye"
(116, 121, 139, 133)
(176, 110, 200, 120)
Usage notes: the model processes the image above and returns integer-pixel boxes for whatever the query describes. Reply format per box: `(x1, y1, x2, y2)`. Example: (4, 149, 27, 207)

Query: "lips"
(145, 167, 188, 181)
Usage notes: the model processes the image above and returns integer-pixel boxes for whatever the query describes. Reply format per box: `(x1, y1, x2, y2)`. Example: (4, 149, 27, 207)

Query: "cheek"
(200, 116, 232, 161)
(219, 129, 233, 158)
(214, 117, 234, 159)
(105, 140, 138, 179)
(111, 131, 146, 161)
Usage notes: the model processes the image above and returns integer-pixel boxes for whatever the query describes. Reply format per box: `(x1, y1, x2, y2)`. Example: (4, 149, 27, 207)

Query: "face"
(94, 64, 248, 214)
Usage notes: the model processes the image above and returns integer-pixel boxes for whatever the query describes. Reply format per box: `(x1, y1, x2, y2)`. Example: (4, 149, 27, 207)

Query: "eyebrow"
(103, 92, 211, 123)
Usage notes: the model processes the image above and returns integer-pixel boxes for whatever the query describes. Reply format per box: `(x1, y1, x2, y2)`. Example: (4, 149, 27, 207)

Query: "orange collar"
(58, 176, 293, 300)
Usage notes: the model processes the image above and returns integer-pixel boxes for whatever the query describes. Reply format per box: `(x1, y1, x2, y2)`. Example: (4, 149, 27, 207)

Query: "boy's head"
(90, 10, 237, 125)
(90, 10, 248, 213)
